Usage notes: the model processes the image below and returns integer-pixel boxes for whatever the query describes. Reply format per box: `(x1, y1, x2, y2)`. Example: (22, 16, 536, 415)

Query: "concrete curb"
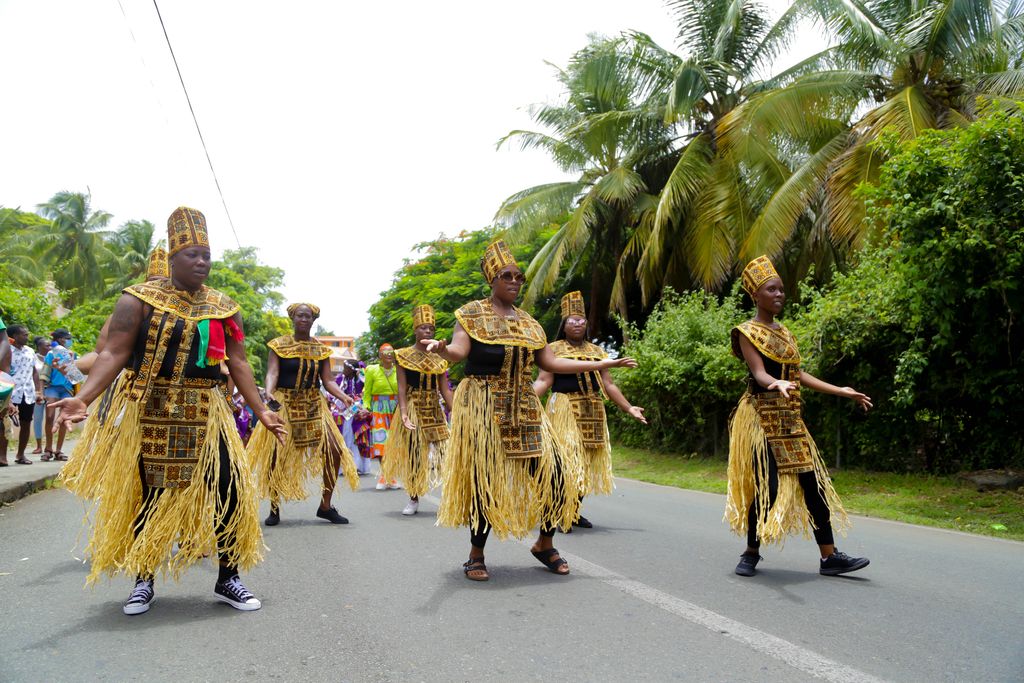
(0, 470, 63, 505)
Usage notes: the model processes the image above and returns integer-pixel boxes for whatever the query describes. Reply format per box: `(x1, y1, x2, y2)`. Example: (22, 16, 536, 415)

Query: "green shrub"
(792, 109, 1024, 471)
(609, 288, 747, 455)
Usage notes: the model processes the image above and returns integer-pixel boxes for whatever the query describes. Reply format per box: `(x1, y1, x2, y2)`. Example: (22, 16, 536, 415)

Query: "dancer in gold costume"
(381, 304, 453, 516)
(249, 302, 359, 526)
(534, 291, 647, 529)
(726, 256, 872, 578)
(56, 207, 286, 615)
(426, 240, 637, 581)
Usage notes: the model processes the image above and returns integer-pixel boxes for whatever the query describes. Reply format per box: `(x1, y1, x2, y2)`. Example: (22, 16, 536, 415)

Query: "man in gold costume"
(56, 208, 286, 615)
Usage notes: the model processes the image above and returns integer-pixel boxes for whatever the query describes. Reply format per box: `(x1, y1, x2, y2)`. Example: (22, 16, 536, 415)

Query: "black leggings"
(747, 451, 834, 548)
(135, 440, 239, 569)
(470, 454, 564, 549)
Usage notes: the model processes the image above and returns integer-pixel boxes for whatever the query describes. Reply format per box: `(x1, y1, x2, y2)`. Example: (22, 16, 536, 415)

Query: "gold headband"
(480, 239, 517, 282)
(741, 255, 780, 296)
(167, 206, 210, 256)
(286, 302, 321, 319)
(560, 291, 586, 320)
(146, 247, 169, 279)
(412, 304, 435, 328)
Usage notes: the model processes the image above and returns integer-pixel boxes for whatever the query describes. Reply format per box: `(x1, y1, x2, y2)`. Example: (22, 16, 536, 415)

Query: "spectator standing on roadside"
(42, 328, 76, 461)
(31, 336, 49, 454)
(0, 325, 43, 466)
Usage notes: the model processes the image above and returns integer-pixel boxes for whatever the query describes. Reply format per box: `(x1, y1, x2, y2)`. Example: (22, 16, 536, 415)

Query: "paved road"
(1, 474, 1022, 682)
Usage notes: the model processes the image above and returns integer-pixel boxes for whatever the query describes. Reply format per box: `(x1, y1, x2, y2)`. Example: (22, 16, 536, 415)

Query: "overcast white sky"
(0, 0, 816, 338)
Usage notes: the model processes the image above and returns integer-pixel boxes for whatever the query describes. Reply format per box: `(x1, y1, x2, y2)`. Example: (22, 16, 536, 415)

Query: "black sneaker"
(316, 506, 349, 524)
(573, 515, 593, 529)
(820, 549, 870, 576)
(214, 575, 262, 611)
(123, 577, 155, 615)
(264, 507, 280, 526)
(735, 552, 762, 577)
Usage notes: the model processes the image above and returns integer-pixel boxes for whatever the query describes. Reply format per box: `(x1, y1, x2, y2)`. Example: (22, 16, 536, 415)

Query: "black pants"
(747, 450, 834, 548)
(470, 453, 563, 549)
(135, 440, 239, 568)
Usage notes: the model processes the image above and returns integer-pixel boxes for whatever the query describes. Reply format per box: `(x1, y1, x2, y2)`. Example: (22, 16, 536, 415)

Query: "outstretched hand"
(258, 408, 288, 445)
(840, 387, 873, 412)
(424, 339, 446, 354)
(608, 357, 638, 369)
(627, 405, 647, 424)
(52, 397, 88, 430)
(767, 379, 795, 398)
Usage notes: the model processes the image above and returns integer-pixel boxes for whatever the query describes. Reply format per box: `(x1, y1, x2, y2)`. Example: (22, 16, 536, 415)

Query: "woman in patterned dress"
(249, 303, 360, 526)
(727, 256, 872, 578)
(362, 344, 401, 490)
(534, 291, 647, 529)
(381, 304, 453, 516)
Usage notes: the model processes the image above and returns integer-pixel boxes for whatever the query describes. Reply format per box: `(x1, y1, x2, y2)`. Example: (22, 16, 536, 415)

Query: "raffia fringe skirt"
(545, 392, 614, 496)
(69, 388, 263, 583)
(381, 401, 447, 498)
(61, 371, 133, 500)
(437, 378, 583, 539)
(724, 394, 850, 547)
(248, 390, 359, 503)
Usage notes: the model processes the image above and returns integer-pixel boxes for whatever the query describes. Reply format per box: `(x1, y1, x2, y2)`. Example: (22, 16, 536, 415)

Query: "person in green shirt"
(362, 344, 401, 490)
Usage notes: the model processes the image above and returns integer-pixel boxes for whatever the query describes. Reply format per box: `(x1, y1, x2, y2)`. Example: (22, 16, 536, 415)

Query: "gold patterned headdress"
(741, 255, 780, 297)
(412, 304, 435, 328)
(146, 247, 169, 280)
(480, 239, 518, 282)
(167, 206, 210, 256)
(286, 302, 321, 319)
(560, 291, 586, 320)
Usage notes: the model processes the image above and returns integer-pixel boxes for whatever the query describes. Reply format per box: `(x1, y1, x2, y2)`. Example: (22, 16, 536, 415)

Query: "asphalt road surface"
(1, 474, 1021, 682)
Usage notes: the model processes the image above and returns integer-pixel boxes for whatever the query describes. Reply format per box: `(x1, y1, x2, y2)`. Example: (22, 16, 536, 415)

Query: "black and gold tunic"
(66, 278, 263, 582)
(437, 299, 582, 539)
(248, 335, 358, 503)
(725, 320, 849, 545)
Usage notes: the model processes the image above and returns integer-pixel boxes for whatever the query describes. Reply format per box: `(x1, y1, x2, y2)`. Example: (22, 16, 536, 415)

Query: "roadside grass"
(612, 445, 1024, 542)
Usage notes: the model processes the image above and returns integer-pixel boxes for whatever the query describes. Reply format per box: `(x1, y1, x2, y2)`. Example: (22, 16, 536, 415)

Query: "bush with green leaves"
(609, 288, 747, 455)
(792, 108, 1024, 472)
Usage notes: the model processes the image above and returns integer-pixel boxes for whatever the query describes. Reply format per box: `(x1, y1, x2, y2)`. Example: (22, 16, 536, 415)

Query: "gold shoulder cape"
(395, 346, 448, 374)
(731, 321, 800, 364)
(549, 339, 607, 361)
(268, 335, 333, 361)
(125, 280, 239, 321)
(455, 299, 546, 350)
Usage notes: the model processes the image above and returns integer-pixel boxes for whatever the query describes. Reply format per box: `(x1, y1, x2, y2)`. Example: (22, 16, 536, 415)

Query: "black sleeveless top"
(276, 356, 323, 390)
(747, 350, 783, 394)
(552, 371, 601, 394)
(464, 339, 506, 377)
(130, 313, 223, 381)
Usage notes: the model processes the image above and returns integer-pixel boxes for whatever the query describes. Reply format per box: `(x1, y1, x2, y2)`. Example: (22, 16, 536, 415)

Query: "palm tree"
(106, 219, 157, 292)
(717, 0, 1024, 262)
(32, 191, 115, 307)
(494, 36, 680, 334)
(626, 0, 845, 296)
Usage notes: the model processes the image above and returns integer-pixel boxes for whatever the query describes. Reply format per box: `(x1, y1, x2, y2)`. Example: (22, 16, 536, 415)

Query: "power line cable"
(151, 0, 242, 248)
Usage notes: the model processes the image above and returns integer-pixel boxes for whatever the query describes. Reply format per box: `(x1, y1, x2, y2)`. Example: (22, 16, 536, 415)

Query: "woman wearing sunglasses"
(426, 240, 638, 581)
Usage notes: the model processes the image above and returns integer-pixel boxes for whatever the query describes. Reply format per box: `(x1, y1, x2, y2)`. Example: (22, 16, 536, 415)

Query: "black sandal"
(463, 557, 489, 582)
(531, 547, 569, 575)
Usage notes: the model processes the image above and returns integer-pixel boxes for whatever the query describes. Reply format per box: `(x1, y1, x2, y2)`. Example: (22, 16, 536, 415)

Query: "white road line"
(422, 495, 887, 683)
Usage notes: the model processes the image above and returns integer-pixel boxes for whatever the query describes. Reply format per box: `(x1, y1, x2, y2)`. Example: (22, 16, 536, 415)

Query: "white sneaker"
(375, 480, 387, 490)
(123, 577, 155, 615)
(402, 499, 419, 516)
(387, 481, 403, 490)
